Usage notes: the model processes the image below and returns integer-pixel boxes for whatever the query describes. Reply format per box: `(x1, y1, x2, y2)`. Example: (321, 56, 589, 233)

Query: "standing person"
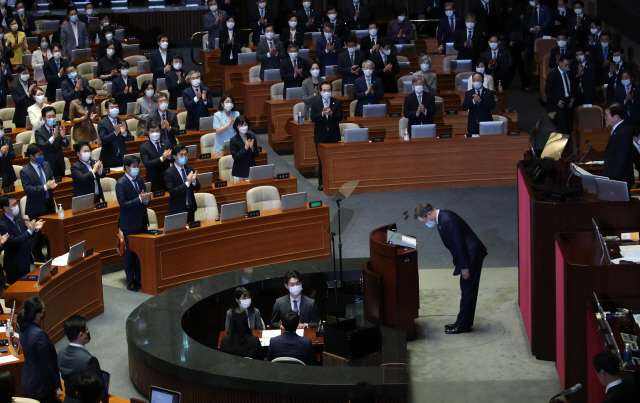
(219, 16, 241, 65)
(316, 22, 343, 76)
(134, 80, 157, 136)
(204, 0, 227, 44)
(97, 26, 124, 61)
(140, 120, 172, 192)
(302, 61, 322, 117)
(182, 71, 213, 131)
(214, 94, 240, 153)
(280, 44, 308, 92)
(69, 86, 99, 143)
(34, 106, 69, 178)
(296, 0, 322, 32)
(414, 204, 487, 334)
(71, 141, 105, 203)
(98, 99, 133, 168)
(164, 144, 200, 223)
(61, 63, 90, 121)
(338, 36, 364, 94)
(60, 7, 90, 59)
(324, 5, 348, 42)
(19, 297, 63, 403)
(148, 92, 179, 148)
(256, 24, 285, 81)
(482, 34, 511, 87)
(0, 49, 14, 109)
(359, 22, 380, 60)
(165, 54, 188, 111)
(281, 14, 304, 50)
(462, 72, 495, 135)
(96, 40, 121, 82)
(43, 43, 67, 103)
(454, 14, 486, 63)
(10, 64, 35, 128)
(353, 60, 384, 117)
(5, 19, 26, 66)
(230, 116, 259, 181)
(593, 352, 640, 402)
(436, 2, 463, 54)
(12, 2, 35, 37)
(387, 7, 415, 45)
(403, 75, 436, 136)
(149, 34, 173, 87)
(0, 194, 41, 285)
(310, 81, 342, 192)
(0, 120, 16, 187)
(602, 103, 634, 189)
(27, 86, 47, 132)
(345, 0, 370, 31)
(112, 60, 140, 113)
(370, 38, 399, 93)
(248, 0, 274, 46)
(545, 55, 575, 134)
(31, 34, 52, 71)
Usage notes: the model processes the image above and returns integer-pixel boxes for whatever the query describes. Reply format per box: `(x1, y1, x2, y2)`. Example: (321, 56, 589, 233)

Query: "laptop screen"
(101, 370, 110, 393)
(149, 386, 181, 403)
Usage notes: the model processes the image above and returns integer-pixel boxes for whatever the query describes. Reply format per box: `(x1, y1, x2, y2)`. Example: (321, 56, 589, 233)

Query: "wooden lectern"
(363, 225, 419, 340)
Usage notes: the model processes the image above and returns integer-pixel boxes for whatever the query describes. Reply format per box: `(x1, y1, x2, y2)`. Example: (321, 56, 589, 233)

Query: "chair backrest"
(574, 105, 604, 129)
(5, 95, 14, 108)
(91, 147, 102, 161)
(20, 196, 28, 220)
(293, 102, 305, 120)
(177, 112, 188, 130)
(534, 38, 559, 61)
(0, 108, 15, 128)
(126, 118, 139, 136)
(397, 75, 413, 90)
(399, 117, 408, 137)
(246, 186, 281, 211)
(64, 157, 71, 175)
(339, 122, 360, 141)
(349, 100, 357, 117)
(541, 54, 552, 80)
(270, 83, 284, 100)
(194, 193, 218, 221)
(249, 65, 261, 82)
(442, 55, 457, 72)
(271, 357, 306, 365)
(16, 131, 32, 145)
(202, 33, 209, 50)
(13, 165, 22, 186)
(200, 132, 216, 154)
(77, 62, 97, 76)
(455, 72, 474, 89)
(434, 96, 444, 114)
(176, 97, 185, 111)
(124, 55, 147, 71)
(88, 78, 105, 94)
(122, 44, 140, 58)
(146, 208, 158, 230)
(331, 79, 342, 96)
(100, 177, 117, 201)
(51, 101, 65, 121)
(491, 115, 509, 133)
(137, 73, 153, 89)
(218, 155, 233, 181)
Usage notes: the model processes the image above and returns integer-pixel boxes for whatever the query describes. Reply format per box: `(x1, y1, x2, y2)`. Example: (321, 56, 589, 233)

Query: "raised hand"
(164, 64, 171, 73)
(161, 119, 170, 129)
(0, 144, 8, 155)
(59, 125, 66, 138)
(90, 112, 97, 121)
(27, 219, 36, 232)
(35, 219, 44, 231)
(162, 148, 172, 160)
(0, 232, 8, 245)
(119, 122, 127, 133)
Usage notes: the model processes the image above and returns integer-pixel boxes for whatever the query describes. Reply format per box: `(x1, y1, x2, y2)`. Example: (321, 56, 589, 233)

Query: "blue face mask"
(622, 79, 631, 86)
(34, 155, 44, 165)
(46, 118, 56, 127)
(178, 157, 188, 165)
(70, 15, 78, 23)
(425, 220, 436, 228)
(109, 108, 119, 118)
(68, 71, 77, 80)
(129, 167, 139, 177)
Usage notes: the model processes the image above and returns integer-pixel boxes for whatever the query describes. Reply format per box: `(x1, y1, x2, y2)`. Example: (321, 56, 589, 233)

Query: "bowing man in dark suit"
(462, 73, 495, 134)
(220, 308, 264, 360)
(0, 120, 16, 187)
(224, 286, 264, 331)
(43, 44, 67, 103)
(296, 0, 322, 32)
(149, 33, 173, 87)
(344, 0, 370, 31)
(436, 3, 463, 54)
(58, 315, 108, 403)
(403, 75, 436, 135)
(315, 22, 343, 76)
(614, 72, 640, 127)
(310, 81, 342, 191)
(270, 270, 320, 329)
(415, 203, 487, 334)
(338, 36, 365, 92)
(353, 60, 384, 117)
(230, 116, 259, 180)
(140, 121, 172, 192)
(453, 14, 486, 63)
(10, 64, 35, 128)
(149, 92, 179, 148)
(164, 144, 200, 223)
(248, 0, 274, 46)
(256, 25, 285, 81)
(71, 142, 106, 203)
(603, 103, 635, 188)
(280, 43, 308, 92)
(116, 155, 150, 291)
(370, 38, 400, 93)
(0, 195, 41, 284)
(61, 63, 90, 121)
(98, 99, 134, 168)
(267, 310, 318, 365)
(182, 70, 213, 131)
(112, 60, 140, 113)
(34, 106, 69, 178)
(593, 352, 640, 403)
(545, 56, 575, 134)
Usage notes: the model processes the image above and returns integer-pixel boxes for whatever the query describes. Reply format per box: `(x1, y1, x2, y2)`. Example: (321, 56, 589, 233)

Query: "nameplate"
(93, 202, 108, 210)
(103, 168, 110, 174)
(245, 210, 260, 218)
(276, 173, 290, 179)
(502, 108, 514, 113)
(179, 130, 187, 135)
(54, 177, 63, 183)
(147, 229, 163, 235)
(439, 133, 452, 139)
(142, 51, 151, 56)
(2, 186, 15, 193)
(84, 248, 94, 257)
(418, 52, 426, 56)
(257, 146, 263, 152)
(189, 221, 201, 229)
(341, 116, 348, 121)
(18, 275, 38, 281)
(3, 128, 11, 134)
(0, 320, 5, 326)
(309, 201, 322, 208)
(583, 104, 593, 108)
(371, 137, 384, 143)
(446, 110, 458, 115)
(50, 266, 58, 276)
(215, 181, 227, 188)
(508, 131, 520, 136)
(0, 340, 8, 346)
(152, 191, 165, 198)
(389, 113, 401, 118)
(197, 153, 211, 159)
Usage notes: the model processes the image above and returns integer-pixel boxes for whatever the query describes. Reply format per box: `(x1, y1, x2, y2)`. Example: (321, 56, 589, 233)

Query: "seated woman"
(0, 370, 39, 403)
(213, 93, 240, 153)
(69, 86, 99, 143)
(134, 80, 157, 136)
(224, 286, 264, 331)
(97, 40, 121, 82)
(219, 16, 241, 65)
(27, 86, 46, 131)
(219, 308, 264, 360)
(466, 59, 495, 91)
(230, 116, 259, 181)
(301, 60, 322, 120)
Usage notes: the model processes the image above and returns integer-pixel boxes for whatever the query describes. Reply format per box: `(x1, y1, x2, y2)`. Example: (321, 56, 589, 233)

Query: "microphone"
(566, 145, 593, 186)
(548, 384, 581, 403)
(389, 213, 410, 244)
(566, 140, 589, 160)
(387, 211, 409, 242)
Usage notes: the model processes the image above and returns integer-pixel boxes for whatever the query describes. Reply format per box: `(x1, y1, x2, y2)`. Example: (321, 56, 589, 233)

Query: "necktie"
(260, 9, 264, 18)
(49, 127, 53, 137)
(37, 165, 49, 198)
(306, 9, 310, 18)
(467, 30, 472, 48)
(562, 71, 570, 96)
(292, 58, 297, 70)
(372, 37, 375, 46)
(161, 113, 166, 122)
(627, 86, 631, 94)
(450, 17, 454, 33)
(477, 90, 481, 96)
(179, 167, 192, 205)
(355, 4, 359, 10)
(293, 299, 299, 314)
(366, 77, 371, 87)
(12, 217, 22, 234)
(131, 177, 140, 193)
(604, 49, 608, 61)
(493, 50, 497, 60)
(268, 40, 272, 49)
(535, 7, 539, 25)
(418, 94, 422, 105)
(350, 52, 354, 65)
(56, 61, 59, 71)
(485, 3, 488, 13)
(155, 141, 162, 156)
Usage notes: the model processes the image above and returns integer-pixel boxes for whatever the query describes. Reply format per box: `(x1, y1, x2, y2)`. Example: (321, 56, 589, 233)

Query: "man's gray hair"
(414, 203, 435, 219)
(419, 54, 433, 65)
(444, 2, 455, 8)
(187, 70, 200, 81)
(362, 60, 375, 70)
(465, 13, 476, 20)
(411, 75, 424, 84)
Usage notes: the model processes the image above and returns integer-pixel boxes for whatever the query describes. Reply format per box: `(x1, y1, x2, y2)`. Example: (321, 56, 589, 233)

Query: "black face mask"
(86, 331, 91, 342)
(40, 311, 46, 320)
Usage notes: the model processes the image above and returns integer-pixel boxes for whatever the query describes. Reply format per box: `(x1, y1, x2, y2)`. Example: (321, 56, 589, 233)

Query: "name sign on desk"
(50, 266, 58, 276)
(3, 128, 11, 134)
(54, 176, 63, 183)
(257, 146, 263, 152)
(276, 173, 290, 179)
(215, 181, 227, 188)
(439, 133, 452, 139)
(153, 191, 166, 198)
(103, 168, 110, 174)
(197, 153, 211, 159)
(84, 248, 94, 257)
(371, 137, 384, 143)
(94, 202, 108, 210)
(142, 51, 151, 56)
(389, 113, 401, 118)
(502, 108, 514, 113)
(309, 201, 322, 208)
(446, 110, 458, 115)
(245, 210, 260, 218)
(179, 130, 187, 135)
(508, 131, 520, 136)
(189, 221, 201, 229)
(2, 186, 15, 193)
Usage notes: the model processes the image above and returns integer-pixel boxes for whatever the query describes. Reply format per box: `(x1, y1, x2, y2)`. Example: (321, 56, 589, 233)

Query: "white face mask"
(577, 55, 585, 62)
(398, 16, 405, 22)
(324, 32, 333, 40)
(16, 8, 23, 14)
(149, 132, 161, 141)
(288, 285, 302, 295)
(85, 98, 93, 104)
(0, 0, 7, 5)
(173, 63, 182, 70)
(557, 7, 565, 12)
(258, 2, 266, 8)
(425, 220, 436, 228)
(321, 91, 331, 100)
(40, 42, 48, 49)
(476, 67, 485, 74)
(347, 46, 356, 54)
(224, 102, 234, 111)
(81, 152, 91, 162)
(210, 5, 218, 12)
(159, 102, 168, 111)
(35, 95, 44, 103)
(238, 125, 249, 134)
(105, 33, 113, 40)
(86, 8, 94, 15)
(106, 48, 115, 57)
(310, 69, 320, 77)
(239, 298, 251, 309)
(265, 32, 274, 39)
(529, 0, 536, 6)
(557, 40, 567, 48)
(191, 78, 201, 87)
(466, 22, 475, 29)
(289, 52, 298, 60)
(472, 81, 483, 89)
(600, 41, 609, 48)
(328, 13, 336, 21)
(414, 85, 423, 94)
(574, 8, 583, 15)
(489, 42, 498, 50)
(289, 21, 297, 27)
(613, 56, 621, 63)
(369, 29, 377, 36)
(10, 25, 17, 31)
(445, 10, 454, 17)
(121, 69, 129, 76)
(145, 89, 154, 97)
(590, 28, 598, 34)
(20, 74, 29, 82)
(10, 205, 19, 216)
(382, 49, 391, 56)
(363, 69, 373, 77)
(160, 42, 169, 49)
(227, 22, 235, 29)
(302, 1, 310, 8)
(53, 51, 61, 59)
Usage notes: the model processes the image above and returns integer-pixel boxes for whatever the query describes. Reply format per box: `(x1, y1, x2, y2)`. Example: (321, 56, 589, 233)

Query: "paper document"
(0, 355, 18, 364)
(620, 245, 640, 252)
(52, 253, 69, 267)
(296, 329, 304, 337)
(401, 235, 417, 247)
(260, 330, 281, 338)
(110, 167, 124, 172)
(634, 314, 640, 325)
(260, 338, 271, 347)
(621, 233, 640, 242)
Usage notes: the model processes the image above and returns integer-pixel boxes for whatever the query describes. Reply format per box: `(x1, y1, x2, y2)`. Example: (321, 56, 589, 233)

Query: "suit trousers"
(187, 204, 196, 223)
(554, 104, 574, 134)
(315, 142, 323, 183)
(30, 202, 55, 262)
(455, 252, 486, 328)
(122, 224, 145, 286)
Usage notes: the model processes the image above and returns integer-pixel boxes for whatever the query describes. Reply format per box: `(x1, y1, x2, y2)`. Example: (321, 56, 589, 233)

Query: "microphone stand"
(565, 140, 590, 160)
(336, 198, 343, 286)
(566, 145, 593, 186)
(330, 231, 339, 321)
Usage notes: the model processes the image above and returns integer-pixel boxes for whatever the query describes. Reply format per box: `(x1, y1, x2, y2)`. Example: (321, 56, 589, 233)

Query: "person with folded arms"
(230, 115, 259, 181)
(71, 141, 105, 203)
(224, 287, 264, 331)
(220, 308, 264, 360)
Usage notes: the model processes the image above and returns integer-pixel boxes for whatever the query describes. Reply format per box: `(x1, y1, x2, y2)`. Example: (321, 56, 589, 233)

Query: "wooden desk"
(217, 329, 324, 350)
(241, 81, 273, 127)
(0, 314, 24, 397)
(319, 135, 530, 195)
(128, 204, 331, 295)
(574, 127, 609, 159)
(221, 64, 259, 110)
(2, 177, 73, 210)
(200, 49, 222, 93)
(4, 254, 104, 344)
(41, 176, 295, 266)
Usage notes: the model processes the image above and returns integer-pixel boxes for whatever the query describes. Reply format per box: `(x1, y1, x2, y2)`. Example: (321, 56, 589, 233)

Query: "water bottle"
(57, 204, 64, 219)
(498, 80, 503, 92)
(298, 111, 303, 124)
(624, 344, 633, 366)
(206, 41, 210, 52)
(404, 128, 409, 141)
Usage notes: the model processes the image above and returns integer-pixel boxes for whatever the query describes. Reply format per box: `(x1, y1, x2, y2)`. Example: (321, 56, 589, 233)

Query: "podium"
(363, 225, 419, 340)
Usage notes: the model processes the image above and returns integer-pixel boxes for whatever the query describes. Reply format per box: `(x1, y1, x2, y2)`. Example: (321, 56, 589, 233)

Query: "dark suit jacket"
(572, 59, 598, 104)
(58, 345, 106, 403)
(527, 3, 551, 39)
(112, 75, 140, 113)
(148, 109, 179, 147)
(370, 51, 399, 93)
(10, 79, 36, 128)
(602, 381, 640, 403)
(548, 46, 574, 69)
(116, 173, 149, 232)
(280, 57, 308, 92)
(545, 68, 575, 113)
(97, 38, 123, 63)
(614, 84, 640, 127)
(344, 2, 370, 30)
(436, 14, 463, 47)
(481, 47, 511, 78)
(436, 209, 487, 275)
(220, 334, 264, 360)
(182, 85, 213, 131)
(13, 12, 35, 37)
(0, 136, 16, 185)
(165, 68, 188, 110)
(224, 307, 263, 331)
(43, 57, 68, 101)
(270, 294, 320, 328)
(71, 159, 106, 200)
(140, 138, 172, 191)
(280, 29, 304, 51)
(296, 7, 322, 32)
(34, 125, 69, 177)
(149, 48, 174, 87)
(605, 61, 631, 100)
(310, 96, 342, 143)
(551, 8, 575, 36)
(472, 0, 499, 35)
(327, 18, 348, 41)
(359, 35, 379, 60)
(353, 75, 384, 117)
(0, 62, 13, 108)
(0, 213, 34, 282)
(256, 38, 285, 81)
(61, 76, 90, 121)
(453, 28, 486, 62)
(592, 44, 613, 78)
(603, 121, 634, 187)
(404, 91, 436, 133)
(565, 13, 590, 46)
(21, 162, 55, 219)
(98, 116, 133, 168)
(230, 133, 259, 178)
(338, 50, 365, 88)
(164, 164, 200, 215)
(219, 28, 241, 65)
(203, 9, 227, 41)
(267, 332, 317, 365)
(461, 87, 495, 134)
(248, 6, 275, 45)
(315, 35, 343, 76)
(21, 322, 62, 401)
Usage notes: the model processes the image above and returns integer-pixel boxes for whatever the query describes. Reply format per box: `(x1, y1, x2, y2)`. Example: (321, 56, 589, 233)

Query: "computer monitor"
(343, 128, 369, 143)
(149, 386, 181, 403)
(343, 84, 353, 97)
(249, 164, 275, 182)
(184, 145, 196, 159)
(451, 59, 472, 72)
(581, 174, 602, 194)
(324, 65, 338, 78)
(460, 78, 469, 91)
(286, 87, 303, 101)
(402, 81, 413, 94)
(479, 121, 504, 135)
(101, 370, 111, 393)
(197, 172, 213, 188)
(37, 260, 52, 287)
(281, 192, 307, 211)
(223, 140, 231, 155)
(137, 60, 149, 73)
(71, 48, 91, 61)
(105, 82, 113, 97)
(71, 194, 95, 214)
(126, 102, 136, 116)
(237, 53, 257, 65)
(220, 201, 246, 221)
(67, 240, 86, 266)
(445, 43, 457, 54)
(595, 177, 629, 202)
(398, 61, 411, 74)
(362, 104, 387, 118)
(263, 69, 281, 82)
(199, 116, 214, 131)
(394, 44, 415, 55)
(43, 20, 59, 31)
(259, 34, 280, 42)
(353, 30, 368, 39)
(163, 212, 188, 234)
(411, 124, 437, 139)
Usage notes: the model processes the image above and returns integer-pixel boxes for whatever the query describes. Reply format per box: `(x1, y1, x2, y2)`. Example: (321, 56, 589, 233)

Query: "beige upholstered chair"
(491, 115, 509, 134)
(0, 109, 15, 129)
(100, 177, 117, 201)
(16, 131, 32, 145)
(51, 101, 65, 121)
(91, 147, 102, 161)
(194, 193, 218, 221)
(64, 157, 71, 175)
(293, 102, 305, 120)
(246, 186, 281, 211)
(339, 123, 359, 142)
(136, 73, 153, 89)
(442, 55, 457, 72)
(331, 79, 342, 97)
(177, 112, 187, 130)
(77, 62, 97, 76)
(200, 133, 216, 154)
(270, 83, 284, 101)
(13, 166, 22, 186)
(249, 65, 261, 82)
(147, 208, 158, 230)
(349, 100, 357, 117)
(126, 118, 139, 136)
(455, 72, 474, 90)
(218, 155, 233, 181)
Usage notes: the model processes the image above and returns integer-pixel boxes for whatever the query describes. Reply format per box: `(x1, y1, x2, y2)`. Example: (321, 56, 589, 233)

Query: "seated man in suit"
(71, 141, 106, 203)
(353, 60, 384, 117)
(614, 72, 640, 127)
(370, 37, 399, 93)
(58, 315, 108, 403)
(437, 2, 463, 54)
(310, 81, 342, 191)
(61, 63, 90, 121)
(149, 33, 173, 87)
(0, 194, 41, 284)
(545, 55, 575, 134)
(43, 43, 67, 103)
(267, 310, 318, 365)
(256, 25, 285, 81)
(20, 143, 57, 262)
(165, 144, 200, 223)
(204, 0, 227, 43)
(182, 70, 213, 131)
(454, 13, 486, 63)
(98, 98, 134, 168)
(548, 31, 573, 70)
(280, 43, 308, 92)
(338, 36, 364, 94)
(482, 34, 511, 87)
(403, 75, 436, 136)
(34, 106, 69, 178)
(603, 102, 634, 188)
(593, 352, 640, 402)
(116, 154, 150, 291)
(10, 64, 36, 128)
(149, 92, 179, 148)
(270, 270, 320, 329)
(112, 60, 140, 114)
(462, 72, 495, 134)
(140, 121, 172, 192)
(316, 22, 343, 76)
(230, 115, 259, 181)
(0, 119, 16, 187)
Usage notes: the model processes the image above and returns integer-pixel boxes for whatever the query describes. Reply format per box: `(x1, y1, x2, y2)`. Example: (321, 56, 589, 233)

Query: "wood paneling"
(221, 64, 259, 110)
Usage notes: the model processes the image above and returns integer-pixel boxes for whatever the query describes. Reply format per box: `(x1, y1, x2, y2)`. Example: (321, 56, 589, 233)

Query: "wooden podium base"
(322, 351, 382, 367)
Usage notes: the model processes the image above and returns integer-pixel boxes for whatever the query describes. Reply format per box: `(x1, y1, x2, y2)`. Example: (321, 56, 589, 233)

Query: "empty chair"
(100, 177, 117, 201)
(491, 115, 509, 134)
(218, 155, 233, 181)
(339, 123, 359, 141)
(16, 131, 32, 146)
(0, 109, 15, 129)
(331, 79, 342, 97)
(246, 186, 281, 211)
(200, 132, 216, 154)
(13, 166, 22, 186)
(88, 78, 105, 94)
(455, 72, 474, 90)
(77, 62, 97, 76)
(126, 118, 139, 136)
(64, 157, 71, 176)
(194, 193, 218, 221)
(349, 100, 357, 117)
(136, 73, 153, 89)
(249, 65, 261, 82)
(177, 112, 187, 130)
(20, 196, 28, 220)
(292, 102, 305, 120)
(147, 208, 158, 230)
(574, 105, 604, 130)
(51, 101, 65, 121)
(91, 147, 102, 161)
(270, 83, 284, 101)
(397, 75, 413, 91)
(122, 44, 140, 58)
(124, 55, 147, 73)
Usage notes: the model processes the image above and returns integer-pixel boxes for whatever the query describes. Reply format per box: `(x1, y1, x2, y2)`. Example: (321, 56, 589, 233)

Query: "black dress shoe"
(318, 184, 323, 191)
(445, 323, 456, 330)
(445, 325, 472, 334)
(127, 284, 137, 291)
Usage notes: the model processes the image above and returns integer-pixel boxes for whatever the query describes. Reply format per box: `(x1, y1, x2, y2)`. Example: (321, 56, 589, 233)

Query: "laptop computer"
(163, 212, 188, 233)
(137, 60, 149, 73)
(37, 260, 53, 287)
(185, 145, 197, 159)
(101, 370, 111, 393)
(149, 386, 181, 403)
(249, 164, 275, 182)
(197, 172, 213, 188)
(286, 87, 303, 101)
(220, 201, 246, 221)
(445, 43, 457, 54)
(238, 53, 257, 65)
(479, 121, 504, 135)
(71, 194, 95, 214)
(411, 124, 437, 139)
(67, 240, 86, 266)
(460, 78, 469, 91)
(298, 49, 310, 60)
(398, 61, 411, 74)
(281, 192, 307, 211)
(324, 65, 338, 78)
(595, 177, 629, 201)
(199, 116, 214, 131)
(394, 44, 415, 55)
(402, 81, 413, 94)
(353, 30, 368, 38)
(581, 174, 608, 194)
(451, 59, 472, 72)
(362, 104, 387, 118)
(71, 48, 91, 61)
(343, 128, 369, 143)
(223, 140, 231, 155)
(263, 69, 281, 82)
(43, 20, 59, 31)
(126, 102, 136, 116)
(259, 34, 280, 42)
